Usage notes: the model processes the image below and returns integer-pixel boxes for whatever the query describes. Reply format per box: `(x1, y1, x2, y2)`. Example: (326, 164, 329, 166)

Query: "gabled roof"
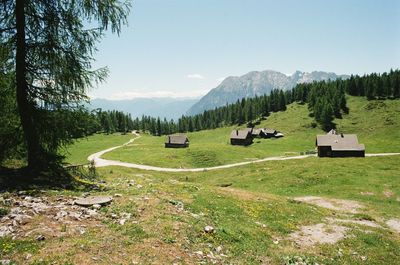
(230, 129, 252, 140)
(327, 129, 338, 135)
(316, 134, 365, 151)
(165, 135, 189, 144)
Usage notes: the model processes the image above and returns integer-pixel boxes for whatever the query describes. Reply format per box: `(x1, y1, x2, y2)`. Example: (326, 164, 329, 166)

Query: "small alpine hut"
(245, 127, 261, 138)
(316, 130, 365, 157)
(260, 128, 277, 138)
(230, 129, 253, 146)
(165, 134, 189, 148)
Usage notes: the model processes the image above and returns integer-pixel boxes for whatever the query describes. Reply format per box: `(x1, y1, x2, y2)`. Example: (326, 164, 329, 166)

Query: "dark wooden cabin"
(316, 132, 365, 157)
(230, 129, 253, 146)
(165, 135, 189, 148)
(244, 127, 261, 138)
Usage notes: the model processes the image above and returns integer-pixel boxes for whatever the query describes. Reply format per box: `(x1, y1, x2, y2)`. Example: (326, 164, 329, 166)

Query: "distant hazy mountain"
(89, 97, 199, 120)
(186, 70, 349, 115)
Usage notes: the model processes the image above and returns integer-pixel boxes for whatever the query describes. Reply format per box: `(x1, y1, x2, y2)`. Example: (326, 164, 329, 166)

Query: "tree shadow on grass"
(0, 164, 101, 193)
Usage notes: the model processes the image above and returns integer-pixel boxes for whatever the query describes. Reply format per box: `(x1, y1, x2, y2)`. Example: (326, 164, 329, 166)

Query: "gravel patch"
(293, 196, 363, 213)
(289, 223, 349, 247)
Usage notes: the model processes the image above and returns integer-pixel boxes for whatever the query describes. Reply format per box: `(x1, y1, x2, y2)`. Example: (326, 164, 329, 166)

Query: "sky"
(89, 0, 400, 100)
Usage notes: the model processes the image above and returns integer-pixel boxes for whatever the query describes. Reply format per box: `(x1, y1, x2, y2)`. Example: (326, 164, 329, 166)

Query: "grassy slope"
(102, 102, 322, 168)
(102, 96, 400, 168)
(63, 133, 133, 165)
(335, 97, 400, 153)
(4, 97, 400, 264)
(4, 156, 399, 264)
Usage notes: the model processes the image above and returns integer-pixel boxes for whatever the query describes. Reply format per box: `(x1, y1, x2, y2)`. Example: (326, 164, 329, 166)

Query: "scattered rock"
(289, 223, 348, 247)
(293, 196, 363, 213)
(0, 260, 11, 265)
(25, 253, 32, 260)
(119, 219, 127, 225)
(1, 195, 104, 239)
(215, 246, 223, 253)
(255, 221, 267, 228)
(92, 204, 102, 210)
(0, 225, 14, 237)
(360, 192, 374, 196)
(114, 194, 123, 198)
(136, 184, 143, 189)
(386, 219, 400, 233)
(204, 225, 214, 233)
(74, 196, 113, 207)
(36, 235, 45, 241)
(111, 214, 118, 219)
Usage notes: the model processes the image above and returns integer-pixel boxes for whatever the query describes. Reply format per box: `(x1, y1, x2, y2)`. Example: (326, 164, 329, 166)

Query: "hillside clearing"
(95, 97, 400, 168)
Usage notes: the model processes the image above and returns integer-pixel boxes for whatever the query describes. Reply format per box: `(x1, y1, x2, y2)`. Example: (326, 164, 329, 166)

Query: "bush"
(0, 207, 10, 217)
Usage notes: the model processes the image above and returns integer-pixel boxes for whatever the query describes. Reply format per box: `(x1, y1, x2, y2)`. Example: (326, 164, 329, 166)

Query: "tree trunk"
(16, 0, 41, 171)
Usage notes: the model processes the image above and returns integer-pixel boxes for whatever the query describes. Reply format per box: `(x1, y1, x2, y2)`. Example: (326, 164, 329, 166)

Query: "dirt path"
(87, 135, 400, 172)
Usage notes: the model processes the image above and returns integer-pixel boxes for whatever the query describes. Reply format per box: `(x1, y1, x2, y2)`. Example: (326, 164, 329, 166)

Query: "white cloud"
(186, 73, 205, 79)
(98, 89, 209, 100)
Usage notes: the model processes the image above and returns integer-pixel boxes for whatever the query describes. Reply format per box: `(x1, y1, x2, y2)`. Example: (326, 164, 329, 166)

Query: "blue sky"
(89, 0, 400, 100)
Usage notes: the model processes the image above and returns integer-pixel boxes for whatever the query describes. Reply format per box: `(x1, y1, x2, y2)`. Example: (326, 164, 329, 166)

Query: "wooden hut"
(316, 132, 365, 157)
(165, 135, 189, 148)
(230, 129, 253, 146)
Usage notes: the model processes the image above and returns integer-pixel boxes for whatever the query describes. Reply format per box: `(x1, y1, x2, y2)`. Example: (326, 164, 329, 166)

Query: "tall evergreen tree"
(0, 0, 130, 171)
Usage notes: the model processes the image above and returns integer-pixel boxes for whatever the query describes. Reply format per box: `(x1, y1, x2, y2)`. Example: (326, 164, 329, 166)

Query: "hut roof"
(230, 129, 251, 140)
(165, 135, 189, 145)
(252, 129, 261, 135)
(316, 134, 365, 151)
(262, 128, 277, 134)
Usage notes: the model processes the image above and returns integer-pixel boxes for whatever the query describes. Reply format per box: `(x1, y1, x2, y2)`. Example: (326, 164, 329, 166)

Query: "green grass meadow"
(63, 133, 133, 165)
(2, 97, 400, 264)
(97, 96, 400, 168)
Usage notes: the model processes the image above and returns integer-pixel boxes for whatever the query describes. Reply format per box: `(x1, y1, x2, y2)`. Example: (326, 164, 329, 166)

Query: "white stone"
(204, 225, 214, 233)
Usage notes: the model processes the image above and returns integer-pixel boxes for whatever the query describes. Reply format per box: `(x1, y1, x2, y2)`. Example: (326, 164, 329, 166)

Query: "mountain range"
(186, 70, 349, 115)
(88, 97, 199, 120)
(89, 70, 349, 120)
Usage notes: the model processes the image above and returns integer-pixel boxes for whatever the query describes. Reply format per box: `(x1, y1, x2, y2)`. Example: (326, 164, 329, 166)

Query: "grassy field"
(2, 97, 400, 264)
(99, 96, 400, 168)
(2, 155, 399, 264)
(102, 103, 321, 168)
(63, 133, 133, 165)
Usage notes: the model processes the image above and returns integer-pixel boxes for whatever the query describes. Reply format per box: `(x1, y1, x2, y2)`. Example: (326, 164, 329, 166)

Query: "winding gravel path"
(87, 134, 400, 172)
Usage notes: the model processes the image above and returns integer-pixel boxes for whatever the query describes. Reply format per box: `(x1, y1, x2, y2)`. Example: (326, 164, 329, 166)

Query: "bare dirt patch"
(289, 223, 349, 247)
(383, 190, 395, 198)
(386, 219, 400, 233)
(326, 217, 383, 229)
(293, 196, 363, 213)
